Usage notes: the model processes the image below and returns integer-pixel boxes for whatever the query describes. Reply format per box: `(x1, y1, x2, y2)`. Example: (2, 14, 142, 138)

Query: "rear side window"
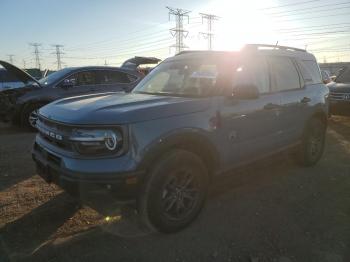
(299, 60, 322, 84)
(97, 70, 137, 85)
(68, 71, 97, 86)
(269, 57, 301, 92)
(233, 57, 270, 93)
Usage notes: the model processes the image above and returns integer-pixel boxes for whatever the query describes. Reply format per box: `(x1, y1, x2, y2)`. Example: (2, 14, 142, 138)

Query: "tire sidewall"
(301, 118, 326, 166)
(139, 150, 209, 233)
(21, 103, 43, 130)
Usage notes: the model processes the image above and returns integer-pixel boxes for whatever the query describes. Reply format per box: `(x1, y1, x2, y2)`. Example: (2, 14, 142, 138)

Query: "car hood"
(327, 82, 350, 93)
(0, 60, 41, 85)
(39, 92, 210, 125)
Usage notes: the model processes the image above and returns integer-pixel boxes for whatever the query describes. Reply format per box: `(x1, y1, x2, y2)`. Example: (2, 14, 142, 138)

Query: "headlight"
(69, 129, 124, 155)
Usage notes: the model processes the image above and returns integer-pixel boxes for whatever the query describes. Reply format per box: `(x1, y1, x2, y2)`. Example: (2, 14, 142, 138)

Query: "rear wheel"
(295, 118, 326, 166)
(138, 150, 209, 233)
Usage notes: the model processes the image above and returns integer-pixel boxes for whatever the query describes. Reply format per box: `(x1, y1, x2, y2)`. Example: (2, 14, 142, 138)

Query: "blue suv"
(32, 44, 329, 233)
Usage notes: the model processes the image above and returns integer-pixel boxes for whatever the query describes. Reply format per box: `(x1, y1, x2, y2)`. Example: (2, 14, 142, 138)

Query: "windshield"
(38, 68, 72, 86)
(133, 58, 229, 97)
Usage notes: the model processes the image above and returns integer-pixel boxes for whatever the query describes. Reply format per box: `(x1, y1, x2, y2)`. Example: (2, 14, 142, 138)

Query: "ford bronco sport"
(32, 44, 329, 233)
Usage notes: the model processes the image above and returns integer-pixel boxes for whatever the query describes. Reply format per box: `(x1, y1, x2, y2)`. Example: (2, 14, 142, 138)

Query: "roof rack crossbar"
(244, 44, 306, 52)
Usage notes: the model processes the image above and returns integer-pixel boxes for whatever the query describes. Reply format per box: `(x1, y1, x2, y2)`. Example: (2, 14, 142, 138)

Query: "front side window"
(269, 57, 301, 92)
(38, 68, 72, 86)
(133, 59, 226, 97)
(62, 71, 97, 87)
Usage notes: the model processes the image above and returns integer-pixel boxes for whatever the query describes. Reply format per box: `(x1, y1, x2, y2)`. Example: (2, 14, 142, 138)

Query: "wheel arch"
(308, 110, 328, 127)
(138, 130, 220, 180)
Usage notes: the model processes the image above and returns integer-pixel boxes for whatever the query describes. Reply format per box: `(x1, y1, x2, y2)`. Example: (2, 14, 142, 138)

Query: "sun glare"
(197, 0, 301, 51)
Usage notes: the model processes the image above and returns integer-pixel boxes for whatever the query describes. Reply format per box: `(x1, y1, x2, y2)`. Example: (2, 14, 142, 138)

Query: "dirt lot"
(0, 117, 350, 262)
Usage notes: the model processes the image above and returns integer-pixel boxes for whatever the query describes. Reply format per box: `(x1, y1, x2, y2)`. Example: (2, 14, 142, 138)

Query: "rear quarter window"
(298, 60, 322, 84)
(269, 56, 301, 92)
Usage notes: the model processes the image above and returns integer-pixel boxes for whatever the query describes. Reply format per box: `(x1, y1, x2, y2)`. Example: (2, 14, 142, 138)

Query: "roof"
(58, 65, 139, 74)
(173, 44, 316, 61)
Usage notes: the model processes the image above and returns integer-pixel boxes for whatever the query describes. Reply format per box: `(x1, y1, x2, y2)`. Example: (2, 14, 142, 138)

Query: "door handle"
(300, 97, 311, 103)
(264, 103, 280, 110)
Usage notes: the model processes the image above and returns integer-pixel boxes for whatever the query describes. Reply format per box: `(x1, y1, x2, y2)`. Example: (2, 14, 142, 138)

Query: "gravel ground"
(0, 117, 350, 262)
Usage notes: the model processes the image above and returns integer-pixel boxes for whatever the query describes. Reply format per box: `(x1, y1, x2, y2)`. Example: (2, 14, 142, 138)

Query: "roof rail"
(176, 50, 207, 56)
(244, 44, 306, 52)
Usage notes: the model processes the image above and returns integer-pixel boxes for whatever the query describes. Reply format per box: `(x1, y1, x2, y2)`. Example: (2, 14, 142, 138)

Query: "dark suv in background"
(32, 44, 329, 233)
(328, 66, 350, 116)
(0, 57, 160, 128)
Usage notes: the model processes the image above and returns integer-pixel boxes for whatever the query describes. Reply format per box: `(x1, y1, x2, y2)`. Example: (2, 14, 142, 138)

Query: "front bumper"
(32, 135, 145, 202)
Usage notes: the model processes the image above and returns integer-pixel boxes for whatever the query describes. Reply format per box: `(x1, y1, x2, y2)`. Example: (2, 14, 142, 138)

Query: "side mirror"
(232, 84, 260, 99)
(61, 78, 75, 89)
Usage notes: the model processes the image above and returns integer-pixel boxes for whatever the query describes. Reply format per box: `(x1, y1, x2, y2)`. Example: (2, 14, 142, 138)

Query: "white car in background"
(0, 68, 25, 91)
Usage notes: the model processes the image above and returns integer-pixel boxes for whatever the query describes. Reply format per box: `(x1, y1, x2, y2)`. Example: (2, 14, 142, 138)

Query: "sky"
(0, 0, 349, 70)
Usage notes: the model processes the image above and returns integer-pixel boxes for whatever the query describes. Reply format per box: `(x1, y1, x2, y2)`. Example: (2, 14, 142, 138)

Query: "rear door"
(92, 70, 139, 93)
(220, 56, 284, 167)
(268, 56, 315, 146)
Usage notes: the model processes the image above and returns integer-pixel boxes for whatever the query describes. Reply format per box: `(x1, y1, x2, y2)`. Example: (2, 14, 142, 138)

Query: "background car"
(328, 66, 350, 116)
(0, 57, 160, 129)
(0, 68, 25, 91)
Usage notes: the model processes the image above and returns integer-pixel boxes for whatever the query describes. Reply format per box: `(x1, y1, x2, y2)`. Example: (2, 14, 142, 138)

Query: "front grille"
(36, 116, 73, 151)
(329, 92, 350, 101)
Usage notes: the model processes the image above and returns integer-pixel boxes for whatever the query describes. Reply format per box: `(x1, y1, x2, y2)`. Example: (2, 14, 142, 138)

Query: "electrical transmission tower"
(167, 6, 190, 54)
(52, 44, 64, 70)
(29, 43, 42, 69)
(199, 13, 219, 50)
(7, 54, 14, 64)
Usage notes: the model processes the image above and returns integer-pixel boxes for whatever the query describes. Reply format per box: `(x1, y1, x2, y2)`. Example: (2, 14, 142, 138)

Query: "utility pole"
(52, 44, 64, 70)
(199, 13, 219, 50)
(29, 43, 42, 70)
(104, 59, 108, 66)
(7, 54, 14, 64)
(167, 6, 190, 54)
(23, 59, 26, 69)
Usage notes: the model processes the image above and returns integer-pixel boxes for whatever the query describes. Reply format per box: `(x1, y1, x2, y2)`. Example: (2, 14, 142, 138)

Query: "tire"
(295, 117, 326, 167)
(21, 103, 44, 131)
(138, 149, 209, 233)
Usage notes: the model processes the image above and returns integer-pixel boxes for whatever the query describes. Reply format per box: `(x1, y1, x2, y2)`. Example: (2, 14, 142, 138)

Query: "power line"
(199, 13, 220, 50)
(269, 11, 350, 23)
(167, 6, 191, 54)
(29, 43, 42, 70)
(258, 0, 320, 10)
(265, 1, 350, 16)
(52, 44, 64, 70)
(269, 5, 350, 18)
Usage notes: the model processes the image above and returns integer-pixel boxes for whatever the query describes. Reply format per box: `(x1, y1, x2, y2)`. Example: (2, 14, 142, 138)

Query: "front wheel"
(138, 150, 209, 233)
(21, 103, 44, 131)
(295, 118, 326, 167)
